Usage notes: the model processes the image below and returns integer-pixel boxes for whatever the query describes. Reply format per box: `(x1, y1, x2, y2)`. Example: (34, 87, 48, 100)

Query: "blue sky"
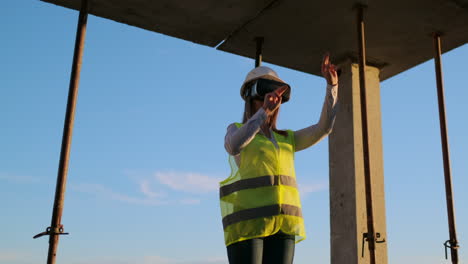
(1, 1, 467, 264)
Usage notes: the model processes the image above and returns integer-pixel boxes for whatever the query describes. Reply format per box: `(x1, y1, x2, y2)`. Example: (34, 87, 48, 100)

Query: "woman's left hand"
(262, 85, 289, 116)
(321, 52, 338, 86)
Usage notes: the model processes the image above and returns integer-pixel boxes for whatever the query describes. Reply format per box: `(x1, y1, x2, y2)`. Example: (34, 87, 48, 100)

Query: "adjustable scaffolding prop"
(33, 1, 89, 263)
(432, 33, 460, 264)
(355, 5, 385, 264)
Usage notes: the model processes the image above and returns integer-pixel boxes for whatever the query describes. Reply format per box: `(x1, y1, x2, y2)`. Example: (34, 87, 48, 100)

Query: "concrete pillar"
(328, 62, 388, 264)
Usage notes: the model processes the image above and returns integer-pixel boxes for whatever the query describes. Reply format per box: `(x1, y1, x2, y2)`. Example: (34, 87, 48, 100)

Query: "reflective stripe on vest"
(219, 123, 306, 246)
(222, 204, 302, 229)
(219, 175, 298, 198)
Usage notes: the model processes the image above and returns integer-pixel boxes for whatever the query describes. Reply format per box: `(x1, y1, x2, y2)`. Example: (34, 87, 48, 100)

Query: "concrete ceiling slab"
(42, 0, 272, 47)
(41, 0, 468, 80)
(218, 0, 468, 80)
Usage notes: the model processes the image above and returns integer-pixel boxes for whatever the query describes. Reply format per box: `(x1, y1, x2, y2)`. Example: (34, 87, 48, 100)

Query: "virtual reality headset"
(243, 78, 291, 103)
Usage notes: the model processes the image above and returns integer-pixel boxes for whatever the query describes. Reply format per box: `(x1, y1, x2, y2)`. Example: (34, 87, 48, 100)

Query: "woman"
(221, 54, 339, 264)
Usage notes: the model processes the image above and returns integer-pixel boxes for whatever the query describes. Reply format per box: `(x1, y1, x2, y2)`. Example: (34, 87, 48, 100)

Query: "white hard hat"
(240, 66, 286, 100)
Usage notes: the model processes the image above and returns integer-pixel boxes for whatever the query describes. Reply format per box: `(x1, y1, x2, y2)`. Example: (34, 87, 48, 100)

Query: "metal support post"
(33, 1, 89, 264)
(433, 33, 460, 264)
(255, 37, 264, 67)
(356, 5, 385, 263)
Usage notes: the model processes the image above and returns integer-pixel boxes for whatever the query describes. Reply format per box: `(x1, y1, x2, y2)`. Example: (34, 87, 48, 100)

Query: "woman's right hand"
(262, 85, 289, 115)
(321, 52, 338, 86)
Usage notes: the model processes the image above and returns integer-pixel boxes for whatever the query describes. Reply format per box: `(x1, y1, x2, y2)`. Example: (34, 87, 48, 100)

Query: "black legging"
(227, 232, 295, 264)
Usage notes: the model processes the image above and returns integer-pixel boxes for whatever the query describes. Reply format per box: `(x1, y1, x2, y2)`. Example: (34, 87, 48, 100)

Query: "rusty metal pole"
(433, 33, 460, 264)
(33, 1, 88, 263)
(356, 5, 381, 264)
(255, 37, 264, 67)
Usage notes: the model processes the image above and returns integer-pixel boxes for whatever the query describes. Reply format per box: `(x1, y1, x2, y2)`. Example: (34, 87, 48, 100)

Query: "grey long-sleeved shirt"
(224, 84, 338, 161)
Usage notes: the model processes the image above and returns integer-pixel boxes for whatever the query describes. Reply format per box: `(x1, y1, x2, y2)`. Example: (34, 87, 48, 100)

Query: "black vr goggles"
(244, 78, 291, 103)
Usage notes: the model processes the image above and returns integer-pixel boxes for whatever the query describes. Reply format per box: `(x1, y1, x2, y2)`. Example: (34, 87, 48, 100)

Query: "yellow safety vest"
(220, 123, 306, 246)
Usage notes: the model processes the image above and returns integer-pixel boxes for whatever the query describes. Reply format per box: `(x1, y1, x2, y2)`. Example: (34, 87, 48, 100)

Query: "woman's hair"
(242, 97, 288, 137)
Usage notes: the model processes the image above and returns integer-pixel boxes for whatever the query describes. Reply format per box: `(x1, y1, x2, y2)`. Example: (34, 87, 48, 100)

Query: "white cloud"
(0, 173, 40, 184)
(154, 171, 221, 193)
(143, 255, 227, 264)
(179, 198, 201, 205)
(71, 170, 221, 206)
(391, 255, 450, 264)
(0, 249, 34, 263)
(139, 179, 165, 198)
(71, 183, 167, 206)
(299, 182, 328, 196)
(0, 251, 20, 262)
(143, 255, 175, 264)
(65, 255, 227, 264)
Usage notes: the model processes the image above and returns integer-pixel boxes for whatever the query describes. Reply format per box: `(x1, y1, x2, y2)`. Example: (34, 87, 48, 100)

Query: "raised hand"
(321, 52, 338, 86)
(262, 85, 289, 115)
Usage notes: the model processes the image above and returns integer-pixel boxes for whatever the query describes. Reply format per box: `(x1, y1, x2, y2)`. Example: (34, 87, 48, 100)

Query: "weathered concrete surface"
(328, 63, 387, 264)
(41, 0, 273, 47)
(41, 0, 468, 80)
(219, 0, 468, 80)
